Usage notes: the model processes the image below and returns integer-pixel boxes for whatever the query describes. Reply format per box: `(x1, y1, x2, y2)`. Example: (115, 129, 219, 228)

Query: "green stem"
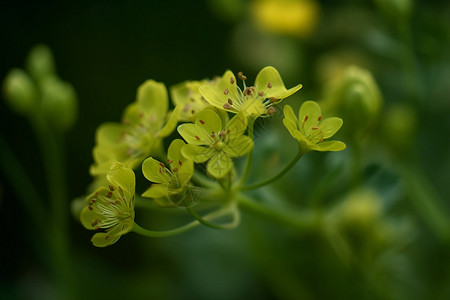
(0, 135, 48, 234)
(237, 193, 319, 230)
(192, 170, 216, 188)
(241, 150, 303, 191)
(132, 205, 237, 237)
(185, 203, 240, 229)
(399, 163, 450, 242)
(239, 117, 256, 186)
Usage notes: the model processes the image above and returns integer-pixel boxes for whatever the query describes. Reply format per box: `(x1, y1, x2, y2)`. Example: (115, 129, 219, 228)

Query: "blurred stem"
(0, 134, 48, 234)
(30, 115, 76, 299)
(241, 148, 303, 191)
(192, 170, 216, 188)
(239, 116, 256, 186)
(132, 204, 237, 237)
(399, 163, 450, 243)
(184, 202, 240, 229)
(237, 193, 320, 230)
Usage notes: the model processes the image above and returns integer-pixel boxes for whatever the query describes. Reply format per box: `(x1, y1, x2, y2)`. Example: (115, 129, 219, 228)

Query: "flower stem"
(132, 205, 237, 237)
(239, 117, 256, 186)
(237, 193, 319, 230)
(240, 150, 303, 191)
(184, 202, 240, 229)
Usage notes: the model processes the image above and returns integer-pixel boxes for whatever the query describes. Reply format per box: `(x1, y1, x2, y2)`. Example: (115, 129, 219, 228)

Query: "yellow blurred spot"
(251, 0, 320, 37)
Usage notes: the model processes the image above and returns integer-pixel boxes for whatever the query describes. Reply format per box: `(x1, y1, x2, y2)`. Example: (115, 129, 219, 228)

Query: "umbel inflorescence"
(81, 66, 345, 247)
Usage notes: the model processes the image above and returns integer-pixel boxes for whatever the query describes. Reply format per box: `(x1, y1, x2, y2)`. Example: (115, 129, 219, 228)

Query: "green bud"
(26, 44, 56, 81)
(322, 66, 383, 140)
(40, 76, 78, 131)
(2, 68, 38, 116)
(381, 103, 417, 156)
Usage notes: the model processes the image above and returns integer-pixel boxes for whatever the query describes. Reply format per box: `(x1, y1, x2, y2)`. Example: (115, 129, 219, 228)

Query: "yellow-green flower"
(81, 162, 135, 247)
(283, 101, 346, 152)
(170, 79, 218, 122)
(141, 139, 196, 206)
(199, 66, 302, 118)
(90, 80, 177, 175)
(178, 109, 253, 178)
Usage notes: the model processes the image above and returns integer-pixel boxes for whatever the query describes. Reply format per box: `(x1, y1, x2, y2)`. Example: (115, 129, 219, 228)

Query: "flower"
(141, 139, 196, 207)
(80, 162, 135, 247)
(90, 80, 178, 175)
(283, 101, 346, 152)
(170, 79, 218, 122)
(177, 109, 253, 178)
(199, 66, 302, 118)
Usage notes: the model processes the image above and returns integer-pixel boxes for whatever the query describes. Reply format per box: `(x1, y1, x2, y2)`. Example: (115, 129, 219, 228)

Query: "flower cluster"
(80, 66, 346, 246)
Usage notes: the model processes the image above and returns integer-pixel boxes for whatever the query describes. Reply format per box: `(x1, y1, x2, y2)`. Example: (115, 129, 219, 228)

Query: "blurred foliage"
(1, 1, 450, 300)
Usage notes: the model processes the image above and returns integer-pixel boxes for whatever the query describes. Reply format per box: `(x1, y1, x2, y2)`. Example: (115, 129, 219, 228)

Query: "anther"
(269, 97, 277, 103)
(195, 135, 200, 140)
(90, 198, 97, 205)
(266, 107, 276, 115)
(224, 88, 229, 95)
(318, 116, 322, 121)
(91, 220, 99, 227)
(304, 115, 309, 121)
(238, 72, 247, 81)
(159, 162, 165, 168)
(167, 159, 173, 164)
(211, 132, 216, 138)
(258, 91, 264, 97)
(191, 110, 195, 115)
(199, 120, 205, 124)
(88, 205, 93, 211)
(267, 82, 272, 88)
(109, 185, 114, 191)
(172, 167, 179, 172)
(179, 160, 182, 166)
(114, 199, 120, 204)
(230, 77, 235, 84)
(223, 103, 232, 110)
(227, 98, 233, 105)
(106, 191, 113, 198)
(105, 235, 110, 240)
(312, 127, 319, 130)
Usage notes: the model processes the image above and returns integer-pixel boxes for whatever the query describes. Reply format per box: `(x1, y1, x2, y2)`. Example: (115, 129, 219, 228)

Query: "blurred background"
(1, 0, 450, 299)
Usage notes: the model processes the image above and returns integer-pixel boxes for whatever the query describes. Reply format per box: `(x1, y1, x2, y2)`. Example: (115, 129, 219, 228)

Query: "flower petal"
(224, 136, 253, 157)
(199, 70, 240, 113)
(177, 123, 212, 145)
(207, 152, 233, 178)
(255, 66, 302, 100)
(106, 163, 135, 202)
(195, 109, 223, 136)
(142, 183, 169, 198)
(182, 144, 215, 163)
(299, 101, 321, 136)
(319, 117, 343, 139)
(136, 80, 168, 118)
(95, 123, 123, 146)
(91, 224, 127, 247)
(80, 204, 105, 230)
(142, 157, 171, 184)
(168, 139, 194, 185)
(314, 141, 346, 152)
(283, 105, 300, 138)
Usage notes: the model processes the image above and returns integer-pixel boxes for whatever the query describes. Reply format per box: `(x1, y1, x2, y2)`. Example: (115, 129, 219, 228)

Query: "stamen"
(191, 110, 195, 115)
(269, 97, 277, 103)
(227, 98, 233, 105)
(211, 132, 216, 138)
(304, 115, 309, 121)
(199, 120, 205, 125)
(267, 82, 272, 88)
(258, 91, 264, 97)
(318, 116, 322, 121)
(114, 200, 120, 204)
(223, 103, 232, 110)
(223, 88, 229, 95)
(167, 159, 173, 164)
(179, 160, 182, 166)
(172, 167, 179, 172)
(91, 219, 99, 227)
(238, 72, 247, 81)
(312, 127, 319, 130)
(88, 205, 93, 211)
(230, 77, 235, 84)
(266, 107, 276, 115)
(159, 162, 165, 168)
(105, 235, 110, 240)
(106, 191, 113, 198)
(195, 135, 200, 140)
(109, 185, 114, 191)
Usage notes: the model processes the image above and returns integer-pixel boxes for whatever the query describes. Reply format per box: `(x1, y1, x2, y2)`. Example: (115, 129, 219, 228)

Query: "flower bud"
(26, 44, 56, 81)
(2, 68, 38, 116)
(40, 76, 78, 131)
(322, 66, 382, 140)
(381, 103, 417, 156)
